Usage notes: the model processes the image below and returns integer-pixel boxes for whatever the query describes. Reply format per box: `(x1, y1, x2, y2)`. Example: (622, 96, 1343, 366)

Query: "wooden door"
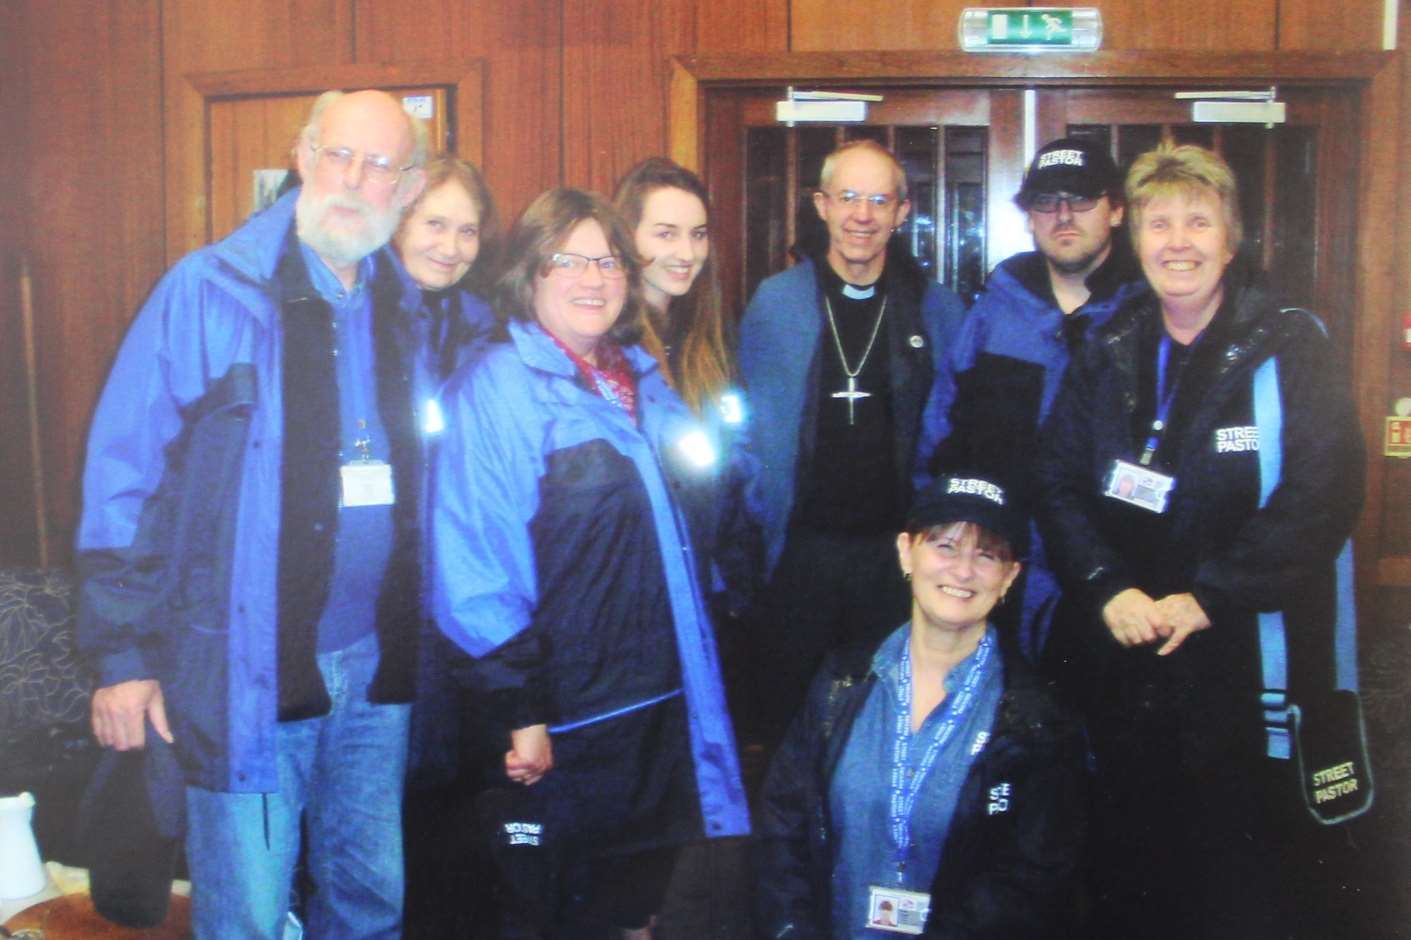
(172, 62, 485, 255)
(1038, 86, 1360, 372)
(673, 51, 1403, 609)
(207, 88, 451, 243)
(701, 87, 1023, 318)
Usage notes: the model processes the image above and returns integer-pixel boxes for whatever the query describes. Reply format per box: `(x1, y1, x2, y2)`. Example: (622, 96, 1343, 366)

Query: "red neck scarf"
(548, 332, 638, 422)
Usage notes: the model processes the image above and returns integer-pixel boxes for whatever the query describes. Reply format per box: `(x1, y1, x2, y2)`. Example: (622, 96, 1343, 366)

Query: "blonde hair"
(613, 158, 734, 414)
(1125, 143, 1242, 254)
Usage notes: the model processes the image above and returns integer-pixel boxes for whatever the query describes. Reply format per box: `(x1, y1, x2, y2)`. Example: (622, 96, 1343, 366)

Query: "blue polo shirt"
(828, 623, 1003, 938)
(302, 245, 395, 654)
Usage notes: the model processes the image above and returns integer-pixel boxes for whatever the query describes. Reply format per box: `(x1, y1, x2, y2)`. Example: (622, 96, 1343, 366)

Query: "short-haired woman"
(1037, 143, 1364, 938)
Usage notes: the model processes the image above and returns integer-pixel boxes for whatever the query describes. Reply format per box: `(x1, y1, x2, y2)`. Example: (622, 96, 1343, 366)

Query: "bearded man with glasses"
(76, 89, 434, 939)
(920, 136, 1146, 664)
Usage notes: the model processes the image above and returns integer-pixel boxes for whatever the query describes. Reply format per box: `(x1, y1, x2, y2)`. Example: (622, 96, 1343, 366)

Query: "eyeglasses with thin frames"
(823, 190, 899, 210)
(545, 252, 627, 279)
(1028, 192, 1101, 214)
(310, 143, 414, 188)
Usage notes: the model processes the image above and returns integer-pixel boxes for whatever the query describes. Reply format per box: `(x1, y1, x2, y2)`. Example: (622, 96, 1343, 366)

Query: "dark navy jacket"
(739, 253, 966, 574)
(431, 319, 750, 839)
(755, 631, 1087, 939)
(1036, 278, 1364, 754)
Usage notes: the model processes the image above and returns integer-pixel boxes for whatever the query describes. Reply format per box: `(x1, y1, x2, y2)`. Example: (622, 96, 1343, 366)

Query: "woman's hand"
(1153, 593, 1212, 656)
(505, 723, 553, 786)
(1101, 588, 1166, 648)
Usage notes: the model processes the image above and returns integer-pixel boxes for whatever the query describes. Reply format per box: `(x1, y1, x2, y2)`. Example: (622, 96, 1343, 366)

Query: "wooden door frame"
(669, 50, 1404, 593)
(169, 60, 485, 262)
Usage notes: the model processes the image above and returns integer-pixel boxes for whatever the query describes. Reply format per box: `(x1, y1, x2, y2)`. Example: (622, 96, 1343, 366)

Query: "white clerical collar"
(841, 281, 877, 300)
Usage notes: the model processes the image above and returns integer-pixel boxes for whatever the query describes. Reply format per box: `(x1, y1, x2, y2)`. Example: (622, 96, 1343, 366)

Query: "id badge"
(341, 461, 395, 507)
(865, 885, 930, 935)
(1104, 459, 1174, 514)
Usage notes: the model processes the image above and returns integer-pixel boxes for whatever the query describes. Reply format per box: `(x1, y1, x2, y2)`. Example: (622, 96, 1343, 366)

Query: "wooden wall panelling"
(561, 0, 700, 195)
(16, 1, 165, 566)
(163, 0, 355, 263)
(0, 1, 36, 564)
(791, 0, 973, 51)
(1385, 0, 1411, 576)
(1094, 0, 1277, 49)
(1367, 13, 1411, 592)
(1278, 0, 1386, 50)
(186, 66, 473, 248)
(1348, 54, 1405, 588)
(354, 0, 562, 221)
(697, 0, 790, 52)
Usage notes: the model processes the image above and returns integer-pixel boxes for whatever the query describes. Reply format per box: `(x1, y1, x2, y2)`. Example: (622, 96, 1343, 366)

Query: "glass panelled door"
(1040, 87, 1360, 369)
(703, 88, 1021, 318)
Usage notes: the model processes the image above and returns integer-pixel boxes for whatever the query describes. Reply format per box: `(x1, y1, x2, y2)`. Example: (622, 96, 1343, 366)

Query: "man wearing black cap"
(921, 136, 1146, 661)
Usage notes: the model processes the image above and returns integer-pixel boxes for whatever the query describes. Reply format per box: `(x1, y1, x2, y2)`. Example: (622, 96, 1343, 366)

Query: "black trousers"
(1085, 710, 1363, 940)
(750, 526, 911, 751)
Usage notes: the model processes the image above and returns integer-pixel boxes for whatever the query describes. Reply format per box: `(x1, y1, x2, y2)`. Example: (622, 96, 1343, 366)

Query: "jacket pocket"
(163, 364, 258, 633)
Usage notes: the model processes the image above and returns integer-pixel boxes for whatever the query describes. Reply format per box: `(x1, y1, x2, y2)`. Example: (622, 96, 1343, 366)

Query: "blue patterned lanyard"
(591, 372, 627, 413)
(888, 629, 994, 881)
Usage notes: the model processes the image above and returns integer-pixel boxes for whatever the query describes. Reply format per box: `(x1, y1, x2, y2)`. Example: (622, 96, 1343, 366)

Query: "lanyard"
(1139, 333, 1193, 466)
(888, 629, 994, 881)
(337, 306, 377, 462)
(592, 372, 628, 413)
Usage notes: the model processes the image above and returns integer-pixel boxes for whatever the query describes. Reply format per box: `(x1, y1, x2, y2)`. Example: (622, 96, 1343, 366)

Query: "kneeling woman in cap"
(755, 474, 1086, 939)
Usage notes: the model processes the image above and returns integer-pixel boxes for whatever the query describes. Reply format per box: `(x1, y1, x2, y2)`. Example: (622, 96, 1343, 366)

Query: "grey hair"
(295, 89, 429, 169)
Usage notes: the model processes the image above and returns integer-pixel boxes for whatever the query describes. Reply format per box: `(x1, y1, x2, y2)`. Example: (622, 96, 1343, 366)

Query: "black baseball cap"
(1016, 136, 1122, 208)
(907, 473, 1028, 558)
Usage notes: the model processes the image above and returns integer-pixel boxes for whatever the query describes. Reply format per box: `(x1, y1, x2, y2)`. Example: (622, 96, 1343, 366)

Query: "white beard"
(295, 188, 401, 269)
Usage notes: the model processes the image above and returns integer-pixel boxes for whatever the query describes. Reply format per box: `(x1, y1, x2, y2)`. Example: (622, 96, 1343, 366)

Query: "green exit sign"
(959, 7, 1103, 53)
(989, 9, 1073, 44)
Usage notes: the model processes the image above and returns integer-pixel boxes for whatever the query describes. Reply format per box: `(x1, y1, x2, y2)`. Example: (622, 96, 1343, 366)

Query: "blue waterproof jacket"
(431, 320, 750, 839)
(739, 255, 966, 574)
(919, 248, 1144, 656)
(920, 249, 1145, 490)
(75, 191, 442, 792)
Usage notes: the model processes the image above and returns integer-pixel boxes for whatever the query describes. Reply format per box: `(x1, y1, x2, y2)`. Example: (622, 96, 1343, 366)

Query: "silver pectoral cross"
(832, 376, 871, 425)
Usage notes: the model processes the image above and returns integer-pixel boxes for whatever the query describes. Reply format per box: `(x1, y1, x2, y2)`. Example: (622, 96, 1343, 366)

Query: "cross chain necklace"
(823, 294, 888, 425)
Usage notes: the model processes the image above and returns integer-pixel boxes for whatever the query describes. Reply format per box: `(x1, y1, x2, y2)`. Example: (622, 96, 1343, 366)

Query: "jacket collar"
(507, 318, 661, 382)
(1100, 263, 1290, 419)
(1003, 235, 1144, 310)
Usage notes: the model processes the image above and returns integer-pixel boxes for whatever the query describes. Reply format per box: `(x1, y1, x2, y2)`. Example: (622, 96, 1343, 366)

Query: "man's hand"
(1101, 588, 1167, 648)
(91, 679, 173, 751)
(1153, 592, 1212, 656)
(505, 724, 553, 786)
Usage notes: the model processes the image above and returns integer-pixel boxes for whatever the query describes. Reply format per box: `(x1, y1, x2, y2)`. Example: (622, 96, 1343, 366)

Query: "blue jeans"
(186, 633, 411, 940)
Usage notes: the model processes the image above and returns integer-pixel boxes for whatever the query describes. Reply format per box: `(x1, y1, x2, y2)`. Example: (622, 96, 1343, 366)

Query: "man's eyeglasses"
(310, 144, 414, 187)
(1028, 192, 1101, 214)
(824, 190, 898, 210)
(545, 252, 627, 279)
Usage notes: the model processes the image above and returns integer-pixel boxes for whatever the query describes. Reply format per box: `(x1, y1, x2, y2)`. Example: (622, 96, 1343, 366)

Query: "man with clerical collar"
(739, 139, 966, 747)
(77, 89, 433, 938)
(921, 135, 1146, 662)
